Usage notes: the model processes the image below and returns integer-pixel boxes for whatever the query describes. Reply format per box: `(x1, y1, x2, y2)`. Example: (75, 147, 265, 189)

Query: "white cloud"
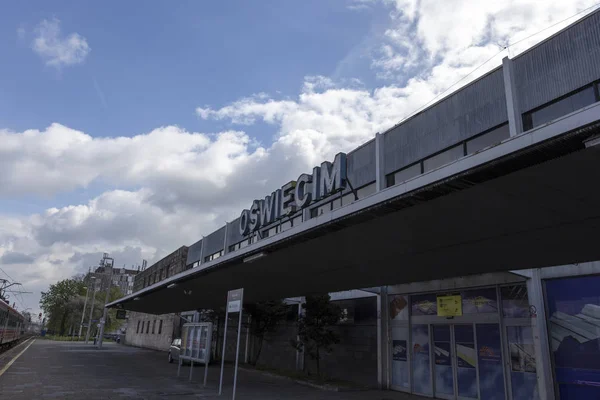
(5, 2, 600, 315)
(31, 18, 90, 67)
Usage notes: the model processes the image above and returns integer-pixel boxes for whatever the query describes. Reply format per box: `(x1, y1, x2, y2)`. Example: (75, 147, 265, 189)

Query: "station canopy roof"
(109, 111, 600, 315)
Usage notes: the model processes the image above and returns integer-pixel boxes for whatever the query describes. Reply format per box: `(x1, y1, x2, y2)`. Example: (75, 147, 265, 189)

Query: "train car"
(0, 299, 25, 347)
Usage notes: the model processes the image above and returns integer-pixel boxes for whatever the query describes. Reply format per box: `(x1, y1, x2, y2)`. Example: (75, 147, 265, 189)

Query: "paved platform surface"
(0, 339, 424, 399)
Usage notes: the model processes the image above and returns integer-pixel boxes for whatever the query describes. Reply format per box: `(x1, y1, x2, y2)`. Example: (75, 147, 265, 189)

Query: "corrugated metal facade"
(383, 68, 507, 175)
(514, 11, 600, 113)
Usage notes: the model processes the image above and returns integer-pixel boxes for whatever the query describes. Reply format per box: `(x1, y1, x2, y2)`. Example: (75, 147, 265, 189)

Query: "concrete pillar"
(295, 299, 305, 371)
(526, 269, 555, 399)
(377, 286, 390, 389)
(375, 133, 386, 191)
(222, 222, 229, 255)
(502, 56, 523, 137)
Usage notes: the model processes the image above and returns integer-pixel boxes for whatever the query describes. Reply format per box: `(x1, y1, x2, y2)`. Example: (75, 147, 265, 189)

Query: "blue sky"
(0, 0, 596, 314)
(1, 1, 383, 141)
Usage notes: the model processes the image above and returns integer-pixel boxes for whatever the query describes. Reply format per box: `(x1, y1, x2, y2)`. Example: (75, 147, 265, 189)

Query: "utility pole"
(97, 253, 114, 349)
(78, 282, 92, 339)
(85, 279, 98, 344)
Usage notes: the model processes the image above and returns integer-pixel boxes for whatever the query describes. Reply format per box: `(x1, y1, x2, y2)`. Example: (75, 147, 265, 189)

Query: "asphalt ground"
(0, 339, 424, 400)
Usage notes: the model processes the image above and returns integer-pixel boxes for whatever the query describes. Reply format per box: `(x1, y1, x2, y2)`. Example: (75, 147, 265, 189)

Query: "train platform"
(0, 338, 424, 400)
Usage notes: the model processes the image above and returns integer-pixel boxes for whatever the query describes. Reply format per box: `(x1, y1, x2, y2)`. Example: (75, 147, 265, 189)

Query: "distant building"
(125, 246, 193, 351)
(94, 266, 138, 296)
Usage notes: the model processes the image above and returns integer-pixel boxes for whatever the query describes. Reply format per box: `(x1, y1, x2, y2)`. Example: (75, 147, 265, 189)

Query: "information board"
(437, 295, 462, 317)
(180, 322, 212, 364)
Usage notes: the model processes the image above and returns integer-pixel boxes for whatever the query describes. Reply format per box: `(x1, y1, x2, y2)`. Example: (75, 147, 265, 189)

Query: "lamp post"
(78, 284, 91, 339)
(84, 278, 98, 344)
(97, 255, 114, 349)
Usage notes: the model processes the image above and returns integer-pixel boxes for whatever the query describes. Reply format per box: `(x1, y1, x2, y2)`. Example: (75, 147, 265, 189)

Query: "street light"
(78, 282, 92, 339)
(84, 276, 98, 344)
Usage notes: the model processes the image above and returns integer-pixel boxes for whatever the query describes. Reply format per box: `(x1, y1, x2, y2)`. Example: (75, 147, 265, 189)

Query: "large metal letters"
(238, 152, 347, 236)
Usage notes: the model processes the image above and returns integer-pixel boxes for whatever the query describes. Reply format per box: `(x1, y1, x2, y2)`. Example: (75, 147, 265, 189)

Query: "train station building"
(110, 11, 600, 400)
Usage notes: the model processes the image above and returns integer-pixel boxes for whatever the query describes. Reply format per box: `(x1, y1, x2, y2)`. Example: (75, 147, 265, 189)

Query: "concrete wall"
(125, 311, 178, 352)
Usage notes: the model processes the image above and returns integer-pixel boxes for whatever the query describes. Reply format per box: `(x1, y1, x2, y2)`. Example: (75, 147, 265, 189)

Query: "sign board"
(437, 295, 462, 317)
(180, 322, 213, 364)
(116, 310, 127, 320)
(239, 153, 347, 236)
(227, 288, 244, 313)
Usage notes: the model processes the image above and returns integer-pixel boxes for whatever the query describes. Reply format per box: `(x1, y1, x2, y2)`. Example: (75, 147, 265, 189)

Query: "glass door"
(432, 324, 479, 400)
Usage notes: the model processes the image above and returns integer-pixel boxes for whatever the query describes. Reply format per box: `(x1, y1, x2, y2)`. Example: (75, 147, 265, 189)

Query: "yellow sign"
(437, 295, 462, 317)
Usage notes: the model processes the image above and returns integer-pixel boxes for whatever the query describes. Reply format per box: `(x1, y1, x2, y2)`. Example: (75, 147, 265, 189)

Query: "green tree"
(291, 295, 343, 377)
(39, 278, 86, 335)
(245, 300, 288, 366)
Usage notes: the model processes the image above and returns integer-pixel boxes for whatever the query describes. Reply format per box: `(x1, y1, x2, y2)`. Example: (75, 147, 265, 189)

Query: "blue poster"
(412, 325, 432, 395)
(546, 276, 600, 398)
(393, 340, 407, 362)
(477, 324, 506, 400)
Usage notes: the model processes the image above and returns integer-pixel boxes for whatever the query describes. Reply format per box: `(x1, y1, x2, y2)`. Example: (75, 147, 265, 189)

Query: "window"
(152, 320, 156, 334)
(136, 320, 140, 334)
(466, 124, 510, 154)
(143, 277, 147, 288)
(146, 321, 150, 334)
(501, 284, 529, 318)
(331, 196, 342, 210)
(522, 85, 597, 131)
(309, 208, 318, 218)
(387, 163, 421, 188)
(159, 269, 163, 280)
(158, 320, 163, 335)
(423, 145, 464, 172)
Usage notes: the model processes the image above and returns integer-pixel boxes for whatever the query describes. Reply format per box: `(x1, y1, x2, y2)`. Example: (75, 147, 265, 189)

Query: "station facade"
(113, 11, 600, 400)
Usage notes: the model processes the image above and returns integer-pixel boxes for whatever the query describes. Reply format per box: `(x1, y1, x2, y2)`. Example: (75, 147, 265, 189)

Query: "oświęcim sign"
(239, 152, 347, 236)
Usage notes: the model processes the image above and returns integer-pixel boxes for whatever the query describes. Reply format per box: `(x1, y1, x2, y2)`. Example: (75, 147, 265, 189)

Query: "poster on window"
(546, 276, 600, 399)
(389, 295, 409, 321)
(392, 340, 407, 362)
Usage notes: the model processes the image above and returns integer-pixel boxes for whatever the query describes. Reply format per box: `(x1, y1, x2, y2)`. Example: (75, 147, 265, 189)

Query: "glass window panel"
(462, 288, 498, 314)
(455, 325, 478, 398)
(357, 183, 376, 198)
(545, 275, 600, 396)
(411, 294, 437, 316)
(466, 124, 510, 154)
(389, 295, 409, 321)
(268, 227, 277, 237)
(507, 326, 539, 400)
(386, 174, 395, 188)
(423, 145, 464, 172)
(476, 323, 506, 399)
(393, 163, 421, 184)
(412, 324, 432, 395)
(501, 284, 530, 318)
(391, 326, 410, 389)
(433, 325, 454, 396)
(317, 203, 330, 216)
(527, 86, 596, 130)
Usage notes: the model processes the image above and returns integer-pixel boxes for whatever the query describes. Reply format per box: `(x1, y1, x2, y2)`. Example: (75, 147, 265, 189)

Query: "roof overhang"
(109, 103, 600, 314)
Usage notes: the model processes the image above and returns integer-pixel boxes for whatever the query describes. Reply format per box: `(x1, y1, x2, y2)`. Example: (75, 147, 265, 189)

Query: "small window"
(152, 320, 156, 334)
(466, 124, 510, 154)
(146, 321, 150, 334)
(143, 277, 147, 288)
(523, 85, 597, 131)
(280, 220, 292, 231)
(158, 320, 163, 335)
(309, 208, 318, 218)
(390, 163, 421, 186)
(423, 145, 464, 172)
(136, 320, 140, 334)
(386, 174, 395, 188)
(357, 183, 376, 198)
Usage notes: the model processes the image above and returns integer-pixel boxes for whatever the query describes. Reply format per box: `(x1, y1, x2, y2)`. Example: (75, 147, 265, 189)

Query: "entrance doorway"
(432, 324, 478, 400)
